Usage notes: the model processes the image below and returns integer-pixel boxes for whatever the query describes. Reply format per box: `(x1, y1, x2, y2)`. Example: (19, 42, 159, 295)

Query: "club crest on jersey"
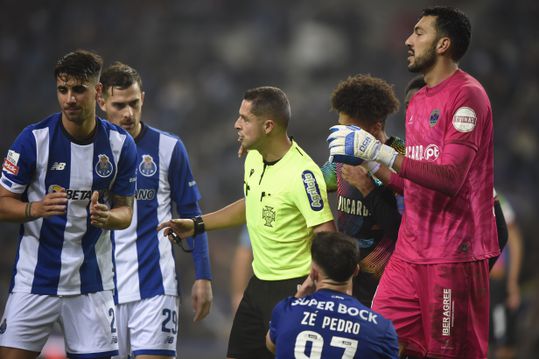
(302, 170, 323, 211)
(429, 109, 440, 127)
(262, 205, 276, 227)
(95, 154, 113, 178)
(139, 154, 157, 177)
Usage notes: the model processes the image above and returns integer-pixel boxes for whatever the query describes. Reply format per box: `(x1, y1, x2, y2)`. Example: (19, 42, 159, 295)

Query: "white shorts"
(114, 295, 179, 358)
(0, 291, 118, 358)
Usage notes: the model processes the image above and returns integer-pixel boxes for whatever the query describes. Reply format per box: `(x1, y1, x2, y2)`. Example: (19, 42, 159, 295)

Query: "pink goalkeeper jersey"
(395, 69, 499, 263)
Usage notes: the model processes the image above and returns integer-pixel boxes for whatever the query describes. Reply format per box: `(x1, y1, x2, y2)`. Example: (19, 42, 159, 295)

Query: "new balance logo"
(50, 162, 66, 171)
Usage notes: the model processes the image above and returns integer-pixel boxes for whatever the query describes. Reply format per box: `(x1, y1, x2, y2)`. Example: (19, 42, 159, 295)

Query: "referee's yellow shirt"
(244, 140, 334, 281)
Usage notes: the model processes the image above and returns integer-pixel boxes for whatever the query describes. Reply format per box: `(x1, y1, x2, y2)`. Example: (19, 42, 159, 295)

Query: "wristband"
(192, 215, 205, 236)
(25, 202, 34, 219)
(376, 144, 398, 169)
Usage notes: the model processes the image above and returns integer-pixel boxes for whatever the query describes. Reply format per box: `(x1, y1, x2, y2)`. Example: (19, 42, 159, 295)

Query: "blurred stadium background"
(1, 0, 538, 358)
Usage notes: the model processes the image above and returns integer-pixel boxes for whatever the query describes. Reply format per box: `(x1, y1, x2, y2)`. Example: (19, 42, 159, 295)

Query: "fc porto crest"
(95, 154, 114, 178)
(139, 154, 157, 177)
(429, 109, 440, 127)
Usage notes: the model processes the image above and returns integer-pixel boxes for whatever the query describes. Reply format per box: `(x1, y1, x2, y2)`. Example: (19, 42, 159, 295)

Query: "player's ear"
(97, 93, 106, 111)
(264, 119, 274, 135)
(141, 91, 145, 107)
(95, 82, 103, 99)
(310, 266, 319, 283)
(436, 36, 451, 56)
(353, 264, 360, 277)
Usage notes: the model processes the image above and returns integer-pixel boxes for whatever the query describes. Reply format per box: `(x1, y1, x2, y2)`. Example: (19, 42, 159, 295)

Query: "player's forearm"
(191, 232, 212, 280)
(387, 171, 404, 195)
(202, 198, 246, 231)
(104, 206, 133, 229)
(395, 143, 476, 197)
(0, 196, 32, 222)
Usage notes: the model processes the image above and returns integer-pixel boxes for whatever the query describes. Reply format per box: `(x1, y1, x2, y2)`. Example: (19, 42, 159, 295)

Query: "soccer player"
(0, 50, 137, 359)
(266, 231, 398, 358)
(158, 86, 335, 359)
(320, 74, 403, 306)
(328, 6, 498, 358)
(97, 62, 212, 359)
(405, 74, 509, 271)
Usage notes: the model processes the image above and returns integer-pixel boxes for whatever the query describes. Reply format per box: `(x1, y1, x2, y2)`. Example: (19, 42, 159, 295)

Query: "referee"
(158, 86, 335, 358)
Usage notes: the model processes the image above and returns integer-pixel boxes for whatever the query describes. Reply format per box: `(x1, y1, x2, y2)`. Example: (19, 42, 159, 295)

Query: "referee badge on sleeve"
(302, 170, 324, 211)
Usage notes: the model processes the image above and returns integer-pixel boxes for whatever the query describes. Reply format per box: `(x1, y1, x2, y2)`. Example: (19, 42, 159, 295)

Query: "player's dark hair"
(54, 50, 103, 83)
(244, 86, 291, 129)
(405, 75, 426, 96)
(331, 74, 400, 126)
(422, 6, 471, 62)
(100, 62, 143, 98)
(311, 232, 359, 283)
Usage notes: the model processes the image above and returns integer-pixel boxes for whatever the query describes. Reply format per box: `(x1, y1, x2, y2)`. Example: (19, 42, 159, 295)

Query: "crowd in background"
(1, 0, 538, 357)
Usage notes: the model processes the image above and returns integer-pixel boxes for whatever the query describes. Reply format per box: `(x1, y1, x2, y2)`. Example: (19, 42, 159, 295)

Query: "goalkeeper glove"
(327, 125, 398, 169)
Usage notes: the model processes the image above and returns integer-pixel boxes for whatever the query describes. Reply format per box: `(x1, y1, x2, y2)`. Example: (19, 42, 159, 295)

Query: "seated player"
(266, 232, 398, 358)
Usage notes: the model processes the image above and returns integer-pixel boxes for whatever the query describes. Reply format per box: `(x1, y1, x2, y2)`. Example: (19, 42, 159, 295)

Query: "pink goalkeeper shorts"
(372, 256, 490, 359)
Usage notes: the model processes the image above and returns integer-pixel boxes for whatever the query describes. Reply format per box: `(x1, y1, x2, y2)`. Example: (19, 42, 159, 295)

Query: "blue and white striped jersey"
(269, 289, 399, 358)
(113, 123, 211, 304)
(0, 113, 137, 296)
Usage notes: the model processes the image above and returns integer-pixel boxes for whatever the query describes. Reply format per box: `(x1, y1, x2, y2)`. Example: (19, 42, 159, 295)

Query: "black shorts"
(227, 274, 307, 359)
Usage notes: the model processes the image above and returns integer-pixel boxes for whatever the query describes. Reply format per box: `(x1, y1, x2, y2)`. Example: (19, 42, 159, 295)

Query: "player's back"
(269, 289, 398, 358)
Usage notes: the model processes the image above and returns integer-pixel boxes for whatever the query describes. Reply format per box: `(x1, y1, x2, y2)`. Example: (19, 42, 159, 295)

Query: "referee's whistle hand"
(156, 218, 195, 238)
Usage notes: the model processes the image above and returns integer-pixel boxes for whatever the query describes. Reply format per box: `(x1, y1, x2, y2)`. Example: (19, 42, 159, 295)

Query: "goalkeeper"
(327, 7, 498, 358)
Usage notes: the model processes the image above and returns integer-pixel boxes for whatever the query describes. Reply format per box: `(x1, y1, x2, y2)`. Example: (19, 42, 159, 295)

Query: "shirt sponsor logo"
(2, 158, 19, 175)
(50, 162, 66, 171)
(292, 298, 378, 324)
(95, 154, 114, 178)
(452, 107, 477, 133)
(337, 196, 370, 216)
(139, 154, 157, 177)
(442, 288, 453, 336)
(405, 144, 440, 161)
(302, 170, 323, 211)
(135, 188, 156, 200)
(48, 184, 92, 201)
(359, 136, 372, 153)
(429, 109, 440, 127)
